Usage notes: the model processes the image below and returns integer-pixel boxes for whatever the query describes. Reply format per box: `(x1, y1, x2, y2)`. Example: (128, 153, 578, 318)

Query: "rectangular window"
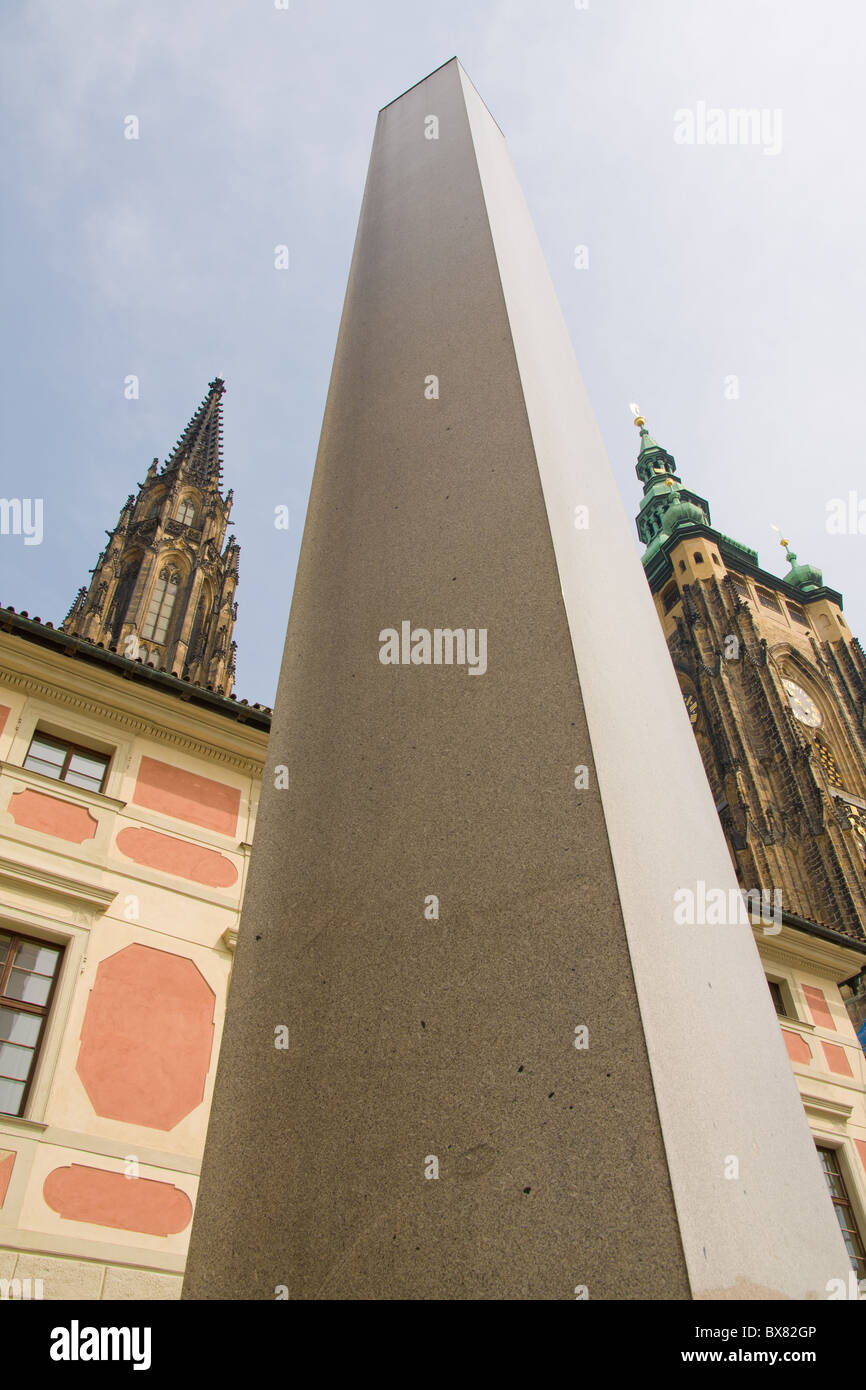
(817, 1146, 866, 1280)
(756, 586, 782, 613)
(24, 732, 110, 794)
(729, 574, 750, 602)
(662, 584, 680, 613)
(0, 931, 64, 1116)
(787, 603, 810, 628)
(767, 980, 787, 1016)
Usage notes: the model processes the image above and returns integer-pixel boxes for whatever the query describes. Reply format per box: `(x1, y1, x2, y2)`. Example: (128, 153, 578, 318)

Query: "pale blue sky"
(2, 0, 864, 703)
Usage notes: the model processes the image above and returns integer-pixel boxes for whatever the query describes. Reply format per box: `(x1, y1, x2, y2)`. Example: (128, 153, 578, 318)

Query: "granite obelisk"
(183, 59, 849, 1299)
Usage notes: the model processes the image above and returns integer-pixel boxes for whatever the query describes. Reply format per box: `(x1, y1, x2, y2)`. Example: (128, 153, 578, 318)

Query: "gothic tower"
(63, 378, 240, 695)
(633, 411, 866, 943)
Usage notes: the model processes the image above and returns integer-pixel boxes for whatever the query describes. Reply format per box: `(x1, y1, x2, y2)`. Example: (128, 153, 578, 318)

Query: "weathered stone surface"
(183, 59, 848, 1301)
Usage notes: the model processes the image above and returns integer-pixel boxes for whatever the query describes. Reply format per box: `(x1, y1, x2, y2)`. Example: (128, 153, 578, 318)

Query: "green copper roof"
(781, 547, 823, 592)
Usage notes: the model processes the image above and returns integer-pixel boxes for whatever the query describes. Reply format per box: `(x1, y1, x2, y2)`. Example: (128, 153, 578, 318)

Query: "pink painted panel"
(821, 1042, 853, 1077)
(115, 826, 237, 887)
(0, 705, 10, 737)
(802, 985, 835, 1032)
(855, 1139, 866, 1173)
(133, 756, 240, 836)
(77, 944, 215, 1129)
(0, 1150, 15, 1207)
(43, 1164, 192, 1236)
(8, 788, 97, 843)
(781, 1029, 812, 1064)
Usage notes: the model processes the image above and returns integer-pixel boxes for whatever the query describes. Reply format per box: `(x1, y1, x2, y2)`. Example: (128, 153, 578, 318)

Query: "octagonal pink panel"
(9, 789, 97, 843)
(76, 944, 215, 1130)
(44, 1164, 192, 1235)
(781, 1030, 812, 1065)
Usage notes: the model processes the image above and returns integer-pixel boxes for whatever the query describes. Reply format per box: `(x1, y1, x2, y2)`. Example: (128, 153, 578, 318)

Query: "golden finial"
(770, 522, 789, 548)
(629, 402, 646, 429)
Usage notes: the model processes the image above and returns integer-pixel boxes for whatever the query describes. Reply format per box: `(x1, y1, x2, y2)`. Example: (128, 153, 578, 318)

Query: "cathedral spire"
(61, 379, 240, 695)
(162, 377, 226, 489)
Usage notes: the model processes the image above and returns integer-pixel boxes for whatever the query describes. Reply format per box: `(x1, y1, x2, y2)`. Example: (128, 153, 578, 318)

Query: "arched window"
(187, 592, 211, 664)
(108, 561, 140, 642)
(843, 802, 866, 867)
(816, 737, 843, 788)
(142, 568, 180, 643)
(177, 499, 196, 527)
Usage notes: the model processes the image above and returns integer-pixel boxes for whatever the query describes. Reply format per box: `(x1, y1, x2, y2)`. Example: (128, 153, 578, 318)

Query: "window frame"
(816, 1144, 866, 1281)
(141, 567, 181, 644)
(23, 730, 111, 795)
(756, 585, 783, 613)
(766, 973, 797, 1021)
(0, 929, 66, 1118)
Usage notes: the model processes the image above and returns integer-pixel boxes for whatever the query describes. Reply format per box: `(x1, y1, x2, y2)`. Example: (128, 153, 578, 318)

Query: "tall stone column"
(183, 59, 848, 1300)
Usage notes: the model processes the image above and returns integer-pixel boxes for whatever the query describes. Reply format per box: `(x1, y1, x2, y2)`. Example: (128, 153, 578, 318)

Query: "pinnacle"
(163, 377, 227, 490)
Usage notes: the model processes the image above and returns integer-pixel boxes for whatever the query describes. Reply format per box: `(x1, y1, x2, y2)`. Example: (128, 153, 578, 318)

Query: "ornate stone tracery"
(62, 380, 240, 695)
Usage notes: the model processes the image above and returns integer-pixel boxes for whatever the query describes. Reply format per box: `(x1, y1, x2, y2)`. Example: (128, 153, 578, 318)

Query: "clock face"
(683, 691, 699, 725)
(782, 679, 823, 728)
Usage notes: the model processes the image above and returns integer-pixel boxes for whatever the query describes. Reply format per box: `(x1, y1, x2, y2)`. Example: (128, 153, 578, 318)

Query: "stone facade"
(634, 417, 866, 1276)
(62, 379, 240, 696)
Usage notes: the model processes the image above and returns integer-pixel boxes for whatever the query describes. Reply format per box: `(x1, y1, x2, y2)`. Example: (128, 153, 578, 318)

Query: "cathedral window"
(142, 568, 180, 643)
(841, 801, 866, 865)
(693, 552, 704, 564)
(756, 586, 782, 613)
(108, 561, 140, 642)
(662, 584, 680, 613)
(816, 738, 843, 787)
(729, 574, 750, 601)
(187, 593, 211, 667)
(787, 603, 810, 628)
(177, 499, 196, 527)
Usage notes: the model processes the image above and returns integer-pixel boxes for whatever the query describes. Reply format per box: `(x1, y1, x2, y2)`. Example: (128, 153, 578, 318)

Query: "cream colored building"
(0, 608, 268, 1299)
(0, 379, 270, 1300)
